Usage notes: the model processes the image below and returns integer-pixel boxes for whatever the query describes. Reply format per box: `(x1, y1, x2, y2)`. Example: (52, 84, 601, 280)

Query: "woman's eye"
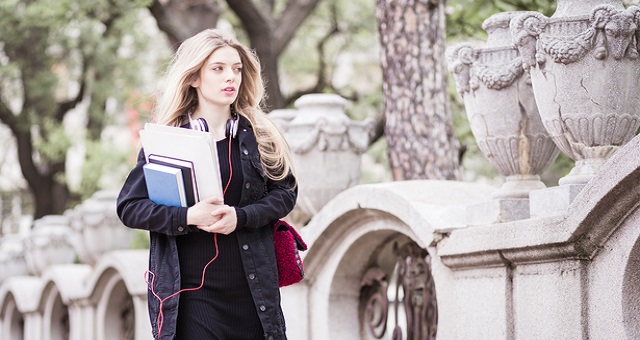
(234, 67, 243, 73)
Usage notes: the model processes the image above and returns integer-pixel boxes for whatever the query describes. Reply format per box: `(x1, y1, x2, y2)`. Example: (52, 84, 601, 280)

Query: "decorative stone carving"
(67, 190, 132, 266)
(447, 12, 559, 201)
(511, 1, 640, 185)
(278, 94, 373, 225)
(23, 215, 76, 276)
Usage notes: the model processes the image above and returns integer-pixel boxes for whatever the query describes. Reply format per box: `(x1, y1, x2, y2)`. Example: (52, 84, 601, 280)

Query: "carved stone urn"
(23, 215, 76, 276)
(67, 190, 132, 265)
(447, 11, 559, 200)
(278, 94, 373, 225)
(511, 1, 640, 185)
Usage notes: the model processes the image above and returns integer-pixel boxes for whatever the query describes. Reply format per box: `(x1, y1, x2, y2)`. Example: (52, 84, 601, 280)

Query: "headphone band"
(189, 107, 238, 138)
(226, 107, 239, 139)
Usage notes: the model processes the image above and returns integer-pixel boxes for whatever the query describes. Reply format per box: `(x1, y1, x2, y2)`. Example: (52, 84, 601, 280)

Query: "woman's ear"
(191, 77, 200, 88)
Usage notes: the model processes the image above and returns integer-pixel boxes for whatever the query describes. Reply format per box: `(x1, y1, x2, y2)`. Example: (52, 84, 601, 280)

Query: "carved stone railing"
(0, 190, 134, 282)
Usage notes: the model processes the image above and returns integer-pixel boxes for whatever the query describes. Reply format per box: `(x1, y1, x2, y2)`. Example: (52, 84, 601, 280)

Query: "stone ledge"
(438, 134, 640, 270)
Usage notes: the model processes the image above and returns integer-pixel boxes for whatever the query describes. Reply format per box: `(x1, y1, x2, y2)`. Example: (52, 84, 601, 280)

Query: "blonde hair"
(154, 28, 295, 183)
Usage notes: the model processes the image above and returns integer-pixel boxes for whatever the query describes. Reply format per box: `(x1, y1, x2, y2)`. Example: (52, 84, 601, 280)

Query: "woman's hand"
(198, 205, 237, 235)
(186, 196, 224, 227)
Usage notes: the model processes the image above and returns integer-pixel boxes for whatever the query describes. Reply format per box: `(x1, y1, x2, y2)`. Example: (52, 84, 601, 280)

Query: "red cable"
(223, 137, 233, 194)
(145, 235, 219, 336)
(147, 136, 234, 337)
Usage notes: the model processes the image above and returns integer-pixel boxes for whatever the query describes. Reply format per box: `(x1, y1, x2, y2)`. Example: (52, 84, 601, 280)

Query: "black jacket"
(116, 116, 297, 339)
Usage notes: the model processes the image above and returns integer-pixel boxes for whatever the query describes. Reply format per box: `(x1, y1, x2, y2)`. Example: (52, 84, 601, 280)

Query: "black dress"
(175, 136, 263, 339)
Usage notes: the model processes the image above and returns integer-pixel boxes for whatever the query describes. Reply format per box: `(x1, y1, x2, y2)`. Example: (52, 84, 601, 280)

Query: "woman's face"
(192, 45, 242, 111)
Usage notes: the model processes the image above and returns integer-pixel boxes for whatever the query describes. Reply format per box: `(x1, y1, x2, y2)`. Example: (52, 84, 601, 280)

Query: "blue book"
(143, 163, 188, 207)
(148, 154, 198, 206)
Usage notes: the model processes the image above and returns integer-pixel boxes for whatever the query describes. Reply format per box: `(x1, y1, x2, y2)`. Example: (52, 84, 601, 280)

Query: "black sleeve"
(116, 149, 194, 235)
(236, 170, 298, 230)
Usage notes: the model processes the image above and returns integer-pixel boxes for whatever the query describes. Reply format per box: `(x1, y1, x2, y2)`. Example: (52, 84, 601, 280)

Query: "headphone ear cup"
(191, 117, 209, 132)
(226, 118, 238, 138)
(225, 119, 232, 138)
(231, 118, 238, 138)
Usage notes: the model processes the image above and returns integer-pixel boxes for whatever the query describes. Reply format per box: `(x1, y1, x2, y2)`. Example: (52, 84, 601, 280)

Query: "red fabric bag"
(273, 220, 308, 287)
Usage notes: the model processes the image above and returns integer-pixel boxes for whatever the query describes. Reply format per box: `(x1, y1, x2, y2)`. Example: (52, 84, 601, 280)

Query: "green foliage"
(33, 118, 71, 163)
(447, 0, 557, 40)
(0, 0, 155, 215)
(77, 139, 129, 200)
(278, 0, 380, 109)
(359, 137, 392, 184)
(130, 229, 150, 249)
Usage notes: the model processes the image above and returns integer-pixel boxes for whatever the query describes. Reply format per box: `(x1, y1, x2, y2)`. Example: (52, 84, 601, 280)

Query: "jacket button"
(249, 273, 255, 280)
(242, 244, 249, 250)
(245, 183, 251, 189)
(243, 149, 249, 155)
(259, 305, 266, 311)
(177, 226, 184, 232)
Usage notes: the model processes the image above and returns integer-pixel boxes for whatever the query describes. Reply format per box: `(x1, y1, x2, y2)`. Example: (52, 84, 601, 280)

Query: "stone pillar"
(68, 300, 95, 340)
(447, 12, 559, 223)
(511, 1, 640, 216)
(277, 94, 373, 226)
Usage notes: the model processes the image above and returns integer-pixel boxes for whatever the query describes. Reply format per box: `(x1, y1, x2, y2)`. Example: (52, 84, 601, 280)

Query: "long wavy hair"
(153, 29, 295, 183)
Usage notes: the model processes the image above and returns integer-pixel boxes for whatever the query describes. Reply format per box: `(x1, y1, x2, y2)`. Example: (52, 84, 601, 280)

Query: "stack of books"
(139, 123, 222, 207)
(143, 155, 197, 207)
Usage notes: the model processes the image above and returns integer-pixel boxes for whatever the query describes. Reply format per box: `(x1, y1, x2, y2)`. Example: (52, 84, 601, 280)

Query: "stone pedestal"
(529, 184, 586, 218)
(467, 198, 530, 225)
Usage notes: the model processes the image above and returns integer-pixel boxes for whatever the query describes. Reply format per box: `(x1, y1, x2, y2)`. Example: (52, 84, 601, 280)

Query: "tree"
(0, 0, 151, 218)
(149, 0, 324, 110)
(376, 0, 461, 180)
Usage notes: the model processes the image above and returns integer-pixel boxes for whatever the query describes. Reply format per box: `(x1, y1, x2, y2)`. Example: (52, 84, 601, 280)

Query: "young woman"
(117, 29, 297, 340)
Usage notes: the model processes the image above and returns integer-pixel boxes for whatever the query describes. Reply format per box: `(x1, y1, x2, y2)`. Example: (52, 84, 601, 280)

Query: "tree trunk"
(14, 129, 70, 219)
(150, 0, 322, 110)
(148, 0, 221, 48)
(376, 0, 460, 180)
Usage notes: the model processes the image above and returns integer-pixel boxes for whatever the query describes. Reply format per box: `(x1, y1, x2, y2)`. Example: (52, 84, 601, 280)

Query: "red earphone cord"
(146, 137, 234, 337)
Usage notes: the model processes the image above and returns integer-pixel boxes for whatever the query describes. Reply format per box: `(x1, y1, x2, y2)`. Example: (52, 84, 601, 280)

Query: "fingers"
(203, 196, 224, 205)
(201, 206, 237, 235)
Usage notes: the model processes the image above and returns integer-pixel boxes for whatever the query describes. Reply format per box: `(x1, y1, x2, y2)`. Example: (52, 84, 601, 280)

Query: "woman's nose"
(224, 68, 235, 82)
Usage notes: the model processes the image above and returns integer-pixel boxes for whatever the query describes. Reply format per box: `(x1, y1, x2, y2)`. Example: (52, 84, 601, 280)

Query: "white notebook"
(139, 123, 223, 201)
